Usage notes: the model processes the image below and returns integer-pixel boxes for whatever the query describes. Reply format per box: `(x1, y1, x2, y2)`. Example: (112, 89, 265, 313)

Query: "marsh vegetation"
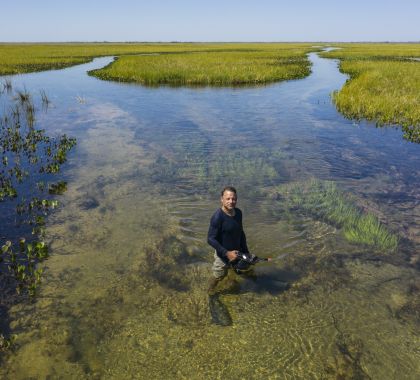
(2, 42, 419, 143)
(322, 43, 420, 142)
(0, 43, 315, 78)
(89, 48, 312, 86)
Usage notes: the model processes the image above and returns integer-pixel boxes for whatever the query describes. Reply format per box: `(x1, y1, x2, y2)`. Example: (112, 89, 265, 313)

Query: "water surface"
(1, 53, 419, 379)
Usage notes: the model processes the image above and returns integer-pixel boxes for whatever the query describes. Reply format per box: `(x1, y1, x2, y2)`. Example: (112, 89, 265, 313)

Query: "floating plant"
(0, 85, 76, 301)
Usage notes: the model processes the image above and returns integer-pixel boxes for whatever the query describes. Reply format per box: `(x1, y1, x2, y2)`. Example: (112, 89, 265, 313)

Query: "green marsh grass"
(90, 48, 313, 86)
(0, 43, 316, 85)
(276, 179, 398, 252)
(322, 44, 420, 142)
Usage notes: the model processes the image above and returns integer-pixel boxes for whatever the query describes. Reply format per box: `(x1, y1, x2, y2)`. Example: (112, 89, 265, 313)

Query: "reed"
(90, 48, 313, 86)
(0, 43, 316, 85)
(322, 43, 420, 143)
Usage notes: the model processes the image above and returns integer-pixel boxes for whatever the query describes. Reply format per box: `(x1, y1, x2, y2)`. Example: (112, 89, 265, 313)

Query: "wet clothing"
(207, 208, 249, 265)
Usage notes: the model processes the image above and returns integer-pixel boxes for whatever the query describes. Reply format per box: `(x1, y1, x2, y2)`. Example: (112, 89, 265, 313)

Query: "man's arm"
(207, 213, 228, 259)
(237, 209, 249, 253)
(240, 230, 249, 254)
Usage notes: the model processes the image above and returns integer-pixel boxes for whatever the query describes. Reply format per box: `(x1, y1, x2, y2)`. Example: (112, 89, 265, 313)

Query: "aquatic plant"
(2, 77, 12, 93)
(0, 85, 76, 297)
(39, 89, 50, 109)
(147, 144, 283, 196)
(143, 235, 196, 291)
(0, 334, 16, 352)
(275, 179, 398, 252)
(322, 43, 420, 143)
(204, 148, 282, 192)
(48, 181, 67, 195)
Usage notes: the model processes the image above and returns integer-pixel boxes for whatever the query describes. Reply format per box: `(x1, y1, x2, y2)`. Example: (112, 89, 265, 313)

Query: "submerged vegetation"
(274, 179, 399, 252)
(322, 43, 420, 143)
(0, 83, 76, 299)
(148, 145, 284, 196)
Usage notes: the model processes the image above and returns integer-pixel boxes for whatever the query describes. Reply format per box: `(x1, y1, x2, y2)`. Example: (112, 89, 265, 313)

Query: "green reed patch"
(90, 48, 312, 86)
(275, 179, 398, 252)
(0, 43, 316, 77)
(322, 44, 420, 143)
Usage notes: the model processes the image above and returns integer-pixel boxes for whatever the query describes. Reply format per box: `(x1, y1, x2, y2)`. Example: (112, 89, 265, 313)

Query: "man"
(207, 186, 249, 293)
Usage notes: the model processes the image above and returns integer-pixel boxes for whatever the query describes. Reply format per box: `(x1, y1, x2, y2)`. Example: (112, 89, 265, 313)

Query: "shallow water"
(1, 53, 420, 379)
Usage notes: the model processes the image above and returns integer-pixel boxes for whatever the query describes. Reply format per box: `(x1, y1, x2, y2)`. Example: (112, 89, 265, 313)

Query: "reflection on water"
(1, 53, 420, 379)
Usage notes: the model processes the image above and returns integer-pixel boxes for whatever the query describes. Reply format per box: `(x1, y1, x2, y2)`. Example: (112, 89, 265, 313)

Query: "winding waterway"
(1, 52, 420, 379)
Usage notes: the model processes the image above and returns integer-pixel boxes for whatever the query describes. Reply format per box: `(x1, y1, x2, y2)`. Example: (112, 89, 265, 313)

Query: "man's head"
(220, 186, 237, 212)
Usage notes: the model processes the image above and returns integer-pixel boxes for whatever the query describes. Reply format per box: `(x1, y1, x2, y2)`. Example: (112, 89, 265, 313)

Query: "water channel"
(1, 52, 419, 379)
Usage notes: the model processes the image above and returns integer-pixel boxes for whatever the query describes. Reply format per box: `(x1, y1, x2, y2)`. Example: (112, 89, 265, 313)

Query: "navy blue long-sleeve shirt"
(207, 208, 249, 264)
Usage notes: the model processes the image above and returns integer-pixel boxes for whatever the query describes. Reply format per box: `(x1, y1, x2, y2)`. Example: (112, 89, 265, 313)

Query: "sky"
(1, 0, 419, 42)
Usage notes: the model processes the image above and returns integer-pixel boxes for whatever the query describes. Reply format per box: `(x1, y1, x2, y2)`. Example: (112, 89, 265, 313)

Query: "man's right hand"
(226, 250, 238, 261)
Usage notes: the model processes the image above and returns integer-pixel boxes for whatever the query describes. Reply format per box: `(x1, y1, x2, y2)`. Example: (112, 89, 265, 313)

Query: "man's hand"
(226, 250, 238, 261)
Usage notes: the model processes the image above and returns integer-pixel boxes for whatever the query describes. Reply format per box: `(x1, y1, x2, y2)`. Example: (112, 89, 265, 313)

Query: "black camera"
(231, 251, 264, 274)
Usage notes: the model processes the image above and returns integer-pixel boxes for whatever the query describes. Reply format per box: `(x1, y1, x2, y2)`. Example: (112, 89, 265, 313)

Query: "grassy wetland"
(321, 43, 420, 143)
(89, 48, 312, 86)
(0, 45, 419, 379)
(0, 43, 315, 79)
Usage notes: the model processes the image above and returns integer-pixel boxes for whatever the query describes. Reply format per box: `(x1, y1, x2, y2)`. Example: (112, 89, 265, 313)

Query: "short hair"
(221, 186, 237, 196)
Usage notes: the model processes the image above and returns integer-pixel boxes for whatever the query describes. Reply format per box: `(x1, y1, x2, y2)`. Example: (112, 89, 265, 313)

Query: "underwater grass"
(322, 43, 420, 143)
(147, 145, 283, 196)
(276, 179, 398, 252)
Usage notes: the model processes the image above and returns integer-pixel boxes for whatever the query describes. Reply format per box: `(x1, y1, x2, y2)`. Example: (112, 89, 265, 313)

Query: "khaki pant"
(212, 252, 228, 279)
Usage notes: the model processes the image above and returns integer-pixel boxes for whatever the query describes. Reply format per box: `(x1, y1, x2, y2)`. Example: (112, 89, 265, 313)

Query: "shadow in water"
(209, 268, 297, 326)
(208, 294, 233, 327)
(239, 268, 296, 296)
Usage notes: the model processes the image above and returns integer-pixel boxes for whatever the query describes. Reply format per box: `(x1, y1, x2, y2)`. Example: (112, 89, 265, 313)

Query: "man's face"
(221, 190, 237, 211)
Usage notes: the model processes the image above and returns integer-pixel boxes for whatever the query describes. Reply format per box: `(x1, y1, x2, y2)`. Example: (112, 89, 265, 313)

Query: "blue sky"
(1, 0, 419, 42)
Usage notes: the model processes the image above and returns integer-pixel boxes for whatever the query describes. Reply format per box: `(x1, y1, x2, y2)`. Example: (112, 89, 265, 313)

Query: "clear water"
(1, 53, 419, 379)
